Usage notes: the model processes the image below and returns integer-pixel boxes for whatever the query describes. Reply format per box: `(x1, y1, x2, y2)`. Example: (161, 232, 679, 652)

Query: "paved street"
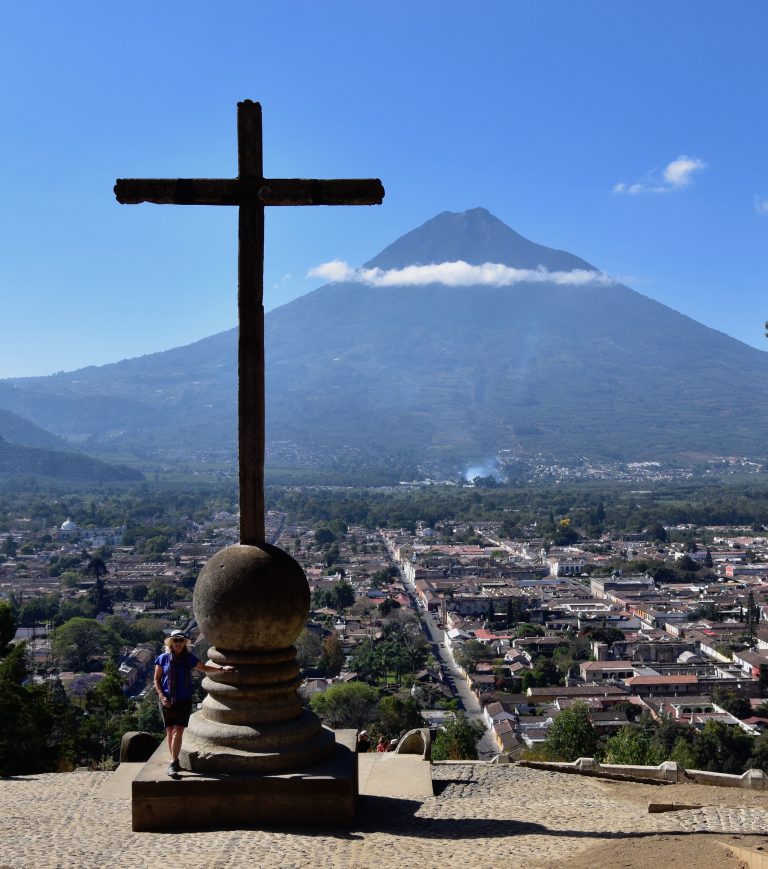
(385, 536, 498, 759)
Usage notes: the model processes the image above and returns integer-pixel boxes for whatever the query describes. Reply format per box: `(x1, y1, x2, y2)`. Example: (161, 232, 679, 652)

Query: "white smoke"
(464, 459, 504, 482)
(308, 260, 613, 288)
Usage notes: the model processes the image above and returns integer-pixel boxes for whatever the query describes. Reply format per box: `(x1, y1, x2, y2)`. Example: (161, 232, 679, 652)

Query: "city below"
(4, 482, 768, 776)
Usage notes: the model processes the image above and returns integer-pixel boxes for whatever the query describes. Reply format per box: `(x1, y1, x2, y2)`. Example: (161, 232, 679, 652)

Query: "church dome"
(61, 518, 78, 532)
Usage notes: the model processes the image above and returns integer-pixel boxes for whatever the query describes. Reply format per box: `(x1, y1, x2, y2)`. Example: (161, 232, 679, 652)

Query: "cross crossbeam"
(115, 100, 384, 545)
(115, 178, 384, 206)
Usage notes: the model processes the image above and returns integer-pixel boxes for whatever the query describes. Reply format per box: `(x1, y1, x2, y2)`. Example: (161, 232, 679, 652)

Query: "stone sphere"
(193, 543, 310, 651)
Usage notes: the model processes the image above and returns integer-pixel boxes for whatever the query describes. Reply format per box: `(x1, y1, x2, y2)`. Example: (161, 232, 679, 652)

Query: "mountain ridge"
(1, 208, 766, 477)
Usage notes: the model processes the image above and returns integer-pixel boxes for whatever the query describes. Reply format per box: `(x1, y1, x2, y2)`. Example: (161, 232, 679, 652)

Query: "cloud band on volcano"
(307, 260, 613, 287)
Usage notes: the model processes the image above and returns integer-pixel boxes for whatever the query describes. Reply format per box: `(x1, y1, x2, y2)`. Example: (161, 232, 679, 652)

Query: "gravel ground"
(1, 763, 766, 868)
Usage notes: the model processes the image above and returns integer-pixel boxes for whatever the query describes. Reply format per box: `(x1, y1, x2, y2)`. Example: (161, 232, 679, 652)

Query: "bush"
(309, 682, 379, 729)
(431, 715, 483, 760)
(543, 702, 600, 762)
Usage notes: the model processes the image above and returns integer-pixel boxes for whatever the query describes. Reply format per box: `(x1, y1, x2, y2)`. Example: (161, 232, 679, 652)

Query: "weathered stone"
(133, 730, 357, 831)
(395, 728, 431, 760)
(193, 543, 309, 650)
(183, 541, 334, 774)
(119, 731, 160, 763)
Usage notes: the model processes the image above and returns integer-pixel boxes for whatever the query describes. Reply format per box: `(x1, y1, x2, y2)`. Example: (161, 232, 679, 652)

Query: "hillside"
(0, 436, 144, 482)
(2, 208, 767, 475)
(0, 408, 78, 452)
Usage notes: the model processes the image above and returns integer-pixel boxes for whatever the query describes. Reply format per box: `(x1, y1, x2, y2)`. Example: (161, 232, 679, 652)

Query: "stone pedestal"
(132, 730, 357, 831)
(131, 542, 356, 828)
(183, 543, 335, 775)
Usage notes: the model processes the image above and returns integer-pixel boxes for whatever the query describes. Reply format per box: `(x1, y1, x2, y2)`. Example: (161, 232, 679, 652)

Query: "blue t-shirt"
(154, 650, 199, 701)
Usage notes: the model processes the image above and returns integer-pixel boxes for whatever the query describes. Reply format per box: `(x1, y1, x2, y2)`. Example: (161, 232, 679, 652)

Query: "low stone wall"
(518, 757, 768, 790)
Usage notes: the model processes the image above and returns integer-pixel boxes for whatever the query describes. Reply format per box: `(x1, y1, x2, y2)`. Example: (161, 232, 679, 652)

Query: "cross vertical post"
(236, 101, 265, 545)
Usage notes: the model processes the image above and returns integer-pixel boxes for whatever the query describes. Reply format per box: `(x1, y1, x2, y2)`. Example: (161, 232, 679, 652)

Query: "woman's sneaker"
(166, 760, 181, 776)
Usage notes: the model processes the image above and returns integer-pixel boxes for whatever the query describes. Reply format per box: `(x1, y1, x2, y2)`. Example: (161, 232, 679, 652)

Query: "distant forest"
(3, 478, 768, 541)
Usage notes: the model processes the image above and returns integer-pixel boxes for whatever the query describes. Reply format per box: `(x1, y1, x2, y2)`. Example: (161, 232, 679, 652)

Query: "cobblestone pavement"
(2, 764, 767, 869)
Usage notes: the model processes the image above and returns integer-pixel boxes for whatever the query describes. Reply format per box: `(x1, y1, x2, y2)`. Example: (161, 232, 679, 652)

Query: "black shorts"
(160, 698, 193, 728)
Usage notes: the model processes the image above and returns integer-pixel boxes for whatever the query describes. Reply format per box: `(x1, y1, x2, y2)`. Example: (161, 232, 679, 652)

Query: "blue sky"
(1, 1, 767, 377)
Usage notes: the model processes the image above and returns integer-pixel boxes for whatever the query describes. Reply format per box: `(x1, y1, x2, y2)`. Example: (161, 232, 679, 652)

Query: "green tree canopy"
(53, 618, 110, 671)
(0, 601, 16, 654)
(431, 715, 482, 760)
(309, 682, 379, 730)
(320, 631, 344, 677)
(314, 527, 336, 547)
(80, 660, 135, 763)
(377, 693, 423, 738)
(543, 702, 600, 762)
(713, 688, 753, 719)
(603, 723, 663, 765)
(691, 720, 753, 774)
(454, 640, 493, 674)
(295, 627, 323, 670)
(0, 643, 73, 775)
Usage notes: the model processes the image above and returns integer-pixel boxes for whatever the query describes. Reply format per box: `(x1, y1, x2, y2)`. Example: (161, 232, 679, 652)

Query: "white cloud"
(613, 154, 706, 195)
(308, 260, 614, 288)
(755, 196, 768, 216)
(663, 156, 706, 188)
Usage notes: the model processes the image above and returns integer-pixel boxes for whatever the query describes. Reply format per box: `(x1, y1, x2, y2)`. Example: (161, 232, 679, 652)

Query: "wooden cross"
(115, 100, 384, 546)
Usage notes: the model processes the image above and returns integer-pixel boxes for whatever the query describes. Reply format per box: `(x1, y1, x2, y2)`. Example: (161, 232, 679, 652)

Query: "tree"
(349, 638, 381, 684)
(332, 580, 355, 611)
(746, 591, 760, 641)
(691, 720, 753, 774)
(132, 618, 166, 644)
(713, 688, 753, 719)
(129, 583, 148, 602)
(378, 694, 422, 738)
(553, 518, 579, 546)
(515, 623, 544, 639)
(379, 597, 401, 617)
(147, 579, 175, 609)
(370, 566, 398, 588)
(604, 725, 656, 765)
(18, 594, 60, 627)
(80, 660, 136, 763)
(531, 657, 562, 688)
(677, 555, 700, 573)
(543, 702, 600, 762)
(505, 597, 527, 628)
(320, 631, 344, 676)
(431, 715, 482, 760)
(135, 690, 164, 734)
(52, 618, 109, 671)
(295, 628, 323, 670)
(59, 570, 80, 589)
(309, 682, 379, 729)
(324, 542, 341, 568)
(454, 640, 492, 674)
(0, 644, 73, 775)
(1, 536, 17, 558)
(84, 556, 108, 581)
(314, 527, 336, 547)
(486, 599, 495, 624)
(86, 576, 113, 615)
(0, 601, 16, 655)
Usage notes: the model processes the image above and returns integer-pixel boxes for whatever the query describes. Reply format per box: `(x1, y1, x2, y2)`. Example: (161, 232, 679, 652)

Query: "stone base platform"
(132, 728, 357, 831)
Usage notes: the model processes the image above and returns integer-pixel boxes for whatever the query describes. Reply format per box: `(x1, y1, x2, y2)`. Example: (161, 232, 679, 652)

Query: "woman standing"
(154, 629, 234, 776)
